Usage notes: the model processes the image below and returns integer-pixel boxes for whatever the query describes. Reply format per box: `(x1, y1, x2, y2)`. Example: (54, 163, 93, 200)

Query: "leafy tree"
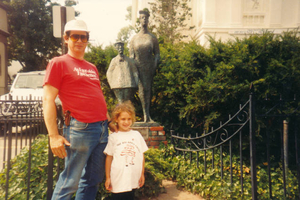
(64, 0, 80, 16)
(148, 0, 193, 44)
(125, 5, 132, 22)
(3, 0, 78, 72)
(117, 26, 134, 44)
(116, 6, 135, 44)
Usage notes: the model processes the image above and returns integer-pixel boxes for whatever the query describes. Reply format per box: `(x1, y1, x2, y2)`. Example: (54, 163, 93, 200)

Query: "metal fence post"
(249, 83, 258, 200)
(5, 121, 12, 200)
(283, 120, 289, 180)
(295, 118, 300, 198)
(47, 139, 54, 200)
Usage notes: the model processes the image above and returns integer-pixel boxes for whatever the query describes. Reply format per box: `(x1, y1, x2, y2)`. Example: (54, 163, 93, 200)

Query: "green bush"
(160, 144, 299, 200)
(151, 30, 300, 134)
(0, 135, 58, 200)
(135, 148, 171, 199)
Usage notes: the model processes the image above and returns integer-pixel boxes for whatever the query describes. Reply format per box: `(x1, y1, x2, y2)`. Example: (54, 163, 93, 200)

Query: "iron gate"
(171, 84, 300, 199)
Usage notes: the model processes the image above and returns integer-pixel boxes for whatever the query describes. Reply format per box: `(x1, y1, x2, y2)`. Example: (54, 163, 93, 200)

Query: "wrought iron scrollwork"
(220, 128, 229, 142)
(0, 99, 43, 117)
(171, 100, 250, 152)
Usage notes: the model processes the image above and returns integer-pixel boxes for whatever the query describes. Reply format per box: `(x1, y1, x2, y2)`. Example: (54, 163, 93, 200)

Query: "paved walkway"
(141, 180, 205, 200)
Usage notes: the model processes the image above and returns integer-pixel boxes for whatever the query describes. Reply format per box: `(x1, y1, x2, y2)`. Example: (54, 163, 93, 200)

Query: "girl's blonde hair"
(111, 101, 136, 126)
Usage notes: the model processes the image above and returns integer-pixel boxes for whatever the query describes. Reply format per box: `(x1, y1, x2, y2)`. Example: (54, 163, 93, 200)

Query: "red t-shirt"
(44, 54, 107, 123)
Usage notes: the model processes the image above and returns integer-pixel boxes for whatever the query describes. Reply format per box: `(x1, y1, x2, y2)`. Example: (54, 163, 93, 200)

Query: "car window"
(14, 75, 44, 89)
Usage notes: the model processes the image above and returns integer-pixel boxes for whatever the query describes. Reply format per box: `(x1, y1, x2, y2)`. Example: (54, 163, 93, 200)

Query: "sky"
(52, 0, 133, 47)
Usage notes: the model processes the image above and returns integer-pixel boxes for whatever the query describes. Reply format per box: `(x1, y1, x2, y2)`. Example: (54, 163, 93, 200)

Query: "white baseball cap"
(64, 19, 90, 33)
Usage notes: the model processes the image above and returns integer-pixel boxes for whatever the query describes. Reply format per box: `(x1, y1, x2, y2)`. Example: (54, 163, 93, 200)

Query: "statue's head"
(114, 41, 124, 48)
(139, 9, 150, 18)
(114, 41, 124, 54)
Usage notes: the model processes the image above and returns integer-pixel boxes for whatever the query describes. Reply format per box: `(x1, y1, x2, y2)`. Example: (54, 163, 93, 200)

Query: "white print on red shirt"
(73, 67, 98, 80)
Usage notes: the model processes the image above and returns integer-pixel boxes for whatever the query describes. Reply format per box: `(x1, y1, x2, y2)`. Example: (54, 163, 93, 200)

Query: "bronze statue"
(129, 10, 160, 123)
(107, 41, 139, 103)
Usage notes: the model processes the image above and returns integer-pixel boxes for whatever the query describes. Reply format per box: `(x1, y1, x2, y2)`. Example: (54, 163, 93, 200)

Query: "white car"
(1, 71, 45, 101)
(0, 71, 61, 115)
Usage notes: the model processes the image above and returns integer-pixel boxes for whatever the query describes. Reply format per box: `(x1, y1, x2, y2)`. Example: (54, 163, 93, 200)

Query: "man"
(106, 41, 139, 103)
(43, 19, 115, 200)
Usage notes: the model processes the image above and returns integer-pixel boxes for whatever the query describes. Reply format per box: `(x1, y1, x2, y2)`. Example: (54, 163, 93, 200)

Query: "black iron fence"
(171, 84, 300, 199)
(0, 97, 47, 199)
(0, 97, 65, 200)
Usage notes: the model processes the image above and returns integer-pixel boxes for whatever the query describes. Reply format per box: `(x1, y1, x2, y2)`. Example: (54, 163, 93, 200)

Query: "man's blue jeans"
(51, 118, 108, 200)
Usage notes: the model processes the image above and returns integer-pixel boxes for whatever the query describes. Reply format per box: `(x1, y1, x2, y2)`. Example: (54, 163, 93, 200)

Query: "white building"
(0, 2, 9, 95)
(132, 0, 300, 46)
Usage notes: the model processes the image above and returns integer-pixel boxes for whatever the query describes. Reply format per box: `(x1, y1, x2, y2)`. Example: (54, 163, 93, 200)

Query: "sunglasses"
(69, 34, 89, 43)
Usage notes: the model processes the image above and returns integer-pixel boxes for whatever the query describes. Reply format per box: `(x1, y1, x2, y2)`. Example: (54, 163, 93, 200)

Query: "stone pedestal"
(132, 122, 167, 148)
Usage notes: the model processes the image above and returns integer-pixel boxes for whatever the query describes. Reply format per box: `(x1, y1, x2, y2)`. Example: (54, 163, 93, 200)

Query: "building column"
(297, 0, 300, 26)
(0, 39, 8, 95)
(203, 0, 216, 27)
(132, 0, 138, 27)
(269, 0, 282, 27)
(230, 0, 242, 27)
(0, 3, 9, 95)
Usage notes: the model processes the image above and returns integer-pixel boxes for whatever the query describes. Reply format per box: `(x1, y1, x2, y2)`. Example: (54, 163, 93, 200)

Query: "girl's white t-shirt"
(104, 130, 148, 193)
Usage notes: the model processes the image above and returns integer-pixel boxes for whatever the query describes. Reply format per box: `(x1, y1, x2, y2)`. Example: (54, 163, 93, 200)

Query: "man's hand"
(49, 135, 71, 159)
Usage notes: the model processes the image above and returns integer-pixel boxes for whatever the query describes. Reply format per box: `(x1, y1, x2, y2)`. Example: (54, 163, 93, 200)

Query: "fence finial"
(250, 83, 254, 92)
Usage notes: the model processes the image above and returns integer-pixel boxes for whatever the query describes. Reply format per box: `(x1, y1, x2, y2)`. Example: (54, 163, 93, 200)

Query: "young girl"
(104, 102, 148, 200)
